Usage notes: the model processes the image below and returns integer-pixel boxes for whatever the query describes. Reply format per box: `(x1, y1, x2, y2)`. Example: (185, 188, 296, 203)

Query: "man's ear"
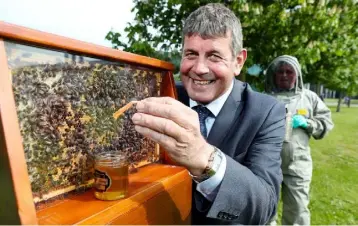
(234, 49, 247, 76)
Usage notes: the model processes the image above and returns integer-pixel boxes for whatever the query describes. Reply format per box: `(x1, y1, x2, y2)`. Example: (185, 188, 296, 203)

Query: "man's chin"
(188, 91, 215, 104)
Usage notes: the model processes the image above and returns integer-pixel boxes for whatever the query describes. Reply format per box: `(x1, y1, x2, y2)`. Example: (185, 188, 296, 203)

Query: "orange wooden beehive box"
(0, 21, 191, 225)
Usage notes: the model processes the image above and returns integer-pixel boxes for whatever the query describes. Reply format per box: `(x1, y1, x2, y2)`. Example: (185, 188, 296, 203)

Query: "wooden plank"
(109, 178, 191, 225)
(0, 21, 174, 71)
(36, 164, 191, 225)
(0, 39, 38, 224)
(161, 71, 178, 99)
(0, 115, 21, 224)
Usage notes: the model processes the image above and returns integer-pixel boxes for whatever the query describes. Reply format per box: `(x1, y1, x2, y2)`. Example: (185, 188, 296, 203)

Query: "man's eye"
(185, 52, 197, 58)
(209, 54, 221, 61)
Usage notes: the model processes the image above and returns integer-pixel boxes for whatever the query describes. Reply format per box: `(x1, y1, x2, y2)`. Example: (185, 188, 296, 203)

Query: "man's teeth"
(193, 80, 212, 85)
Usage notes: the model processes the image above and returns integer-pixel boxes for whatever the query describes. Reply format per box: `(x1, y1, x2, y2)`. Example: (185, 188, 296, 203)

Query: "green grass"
(325, 98, 358, 105)
(276, 107, 358, 225)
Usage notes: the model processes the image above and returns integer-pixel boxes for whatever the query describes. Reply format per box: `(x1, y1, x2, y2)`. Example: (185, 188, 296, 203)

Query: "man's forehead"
(184, 30, 231, 39)
(183, 34, 231, 50)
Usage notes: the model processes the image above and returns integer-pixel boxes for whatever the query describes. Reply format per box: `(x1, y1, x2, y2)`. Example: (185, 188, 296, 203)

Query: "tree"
(106, 0, 358, 98)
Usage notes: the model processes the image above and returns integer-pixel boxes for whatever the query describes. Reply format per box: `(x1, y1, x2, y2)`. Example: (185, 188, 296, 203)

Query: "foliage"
(106, 0, 358, 93)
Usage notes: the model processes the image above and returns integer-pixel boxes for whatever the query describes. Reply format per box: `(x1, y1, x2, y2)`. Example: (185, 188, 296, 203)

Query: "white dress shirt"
(189, 80, 234, 201)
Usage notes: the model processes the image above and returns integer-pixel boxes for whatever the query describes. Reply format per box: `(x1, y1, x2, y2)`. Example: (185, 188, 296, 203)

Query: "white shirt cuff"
(195, 153, 227, 202)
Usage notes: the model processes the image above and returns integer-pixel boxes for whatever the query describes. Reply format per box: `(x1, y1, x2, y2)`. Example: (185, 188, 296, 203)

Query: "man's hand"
(292, 114, 308, 129)
(131, 97, 213, 176)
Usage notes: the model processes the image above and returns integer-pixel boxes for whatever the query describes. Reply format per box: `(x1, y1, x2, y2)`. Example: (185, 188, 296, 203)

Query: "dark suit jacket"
(176, 79, 285, 225)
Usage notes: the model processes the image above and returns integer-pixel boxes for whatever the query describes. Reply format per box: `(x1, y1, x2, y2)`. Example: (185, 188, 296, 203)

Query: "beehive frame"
(0, 21, 177, 224)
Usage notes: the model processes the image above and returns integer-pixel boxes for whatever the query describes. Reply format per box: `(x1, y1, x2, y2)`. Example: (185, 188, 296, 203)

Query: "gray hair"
(182, 3, 243, 56)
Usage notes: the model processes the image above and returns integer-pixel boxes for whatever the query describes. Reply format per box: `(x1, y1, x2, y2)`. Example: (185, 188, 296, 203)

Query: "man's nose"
(193, 59, 209, 75)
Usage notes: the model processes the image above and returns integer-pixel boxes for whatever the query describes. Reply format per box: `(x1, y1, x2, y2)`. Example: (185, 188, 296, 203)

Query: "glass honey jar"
(94, 152, 129, 201)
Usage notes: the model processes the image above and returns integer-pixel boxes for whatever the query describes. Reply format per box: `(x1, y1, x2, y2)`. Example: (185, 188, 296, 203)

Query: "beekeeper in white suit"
(265, 55, 334, 225)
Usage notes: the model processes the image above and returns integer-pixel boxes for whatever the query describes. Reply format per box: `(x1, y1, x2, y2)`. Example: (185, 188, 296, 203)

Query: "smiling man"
(180, 34, 243, 104)
(131, 3, 286, 224)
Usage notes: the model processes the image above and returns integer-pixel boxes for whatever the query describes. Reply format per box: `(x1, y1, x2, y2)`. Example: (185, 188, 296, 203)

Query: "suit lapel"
(207, 80, 246, 149)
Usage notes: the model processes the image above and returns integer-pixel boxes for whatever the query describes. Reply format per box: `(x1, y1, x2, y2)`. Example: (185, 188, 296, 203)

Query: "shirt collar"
(189, 79, 234, 117)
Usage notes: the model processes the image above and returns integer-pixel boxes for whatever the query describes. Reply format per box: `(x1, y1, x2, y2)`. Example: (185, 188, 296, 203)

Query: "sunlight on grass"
(276, 107, 358, 225)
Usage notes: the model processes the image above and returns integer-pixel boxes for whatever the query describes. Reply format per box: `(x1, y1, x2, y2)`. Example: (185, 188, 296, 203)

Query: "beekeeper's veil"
(265, 55, 304, 97)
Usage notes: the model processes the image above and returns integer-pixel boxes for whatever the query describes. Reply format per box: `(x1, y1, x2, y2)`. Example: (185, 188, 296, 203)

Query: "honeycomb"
(5, 41, 164, 205)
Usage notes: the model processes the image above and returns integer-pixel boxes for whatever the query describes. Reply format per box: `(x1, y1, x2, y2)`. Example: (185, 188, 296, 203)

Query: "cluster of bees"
(10, 52, 164, 204)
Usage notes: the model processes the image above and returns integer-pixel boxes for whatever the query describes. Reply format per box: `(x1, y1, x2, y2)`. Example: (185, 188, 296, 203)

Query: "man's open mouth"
(193, 79, 215, 85)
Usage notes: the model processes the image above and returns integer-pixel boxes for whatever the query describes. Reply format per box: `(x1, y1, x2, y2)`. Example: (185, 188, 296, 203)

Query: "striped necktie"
(193, 105, 213, 138)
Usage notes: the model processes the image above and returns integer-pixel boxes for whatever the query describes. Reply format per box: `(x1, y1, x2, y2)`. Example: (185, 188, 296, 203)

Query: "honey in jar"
(94, 152, 129, 200)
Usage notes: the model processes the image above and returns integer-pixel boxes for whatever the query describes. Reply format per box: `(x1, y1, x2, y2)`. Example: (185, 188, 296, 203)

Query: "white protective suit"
(265, 55, 334, 225)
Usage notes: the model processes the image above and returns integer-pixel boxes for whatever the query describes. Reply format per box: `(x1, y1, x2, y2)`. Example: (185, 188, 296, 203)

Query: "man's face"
(274, 64, 296, 90)
(180, 34, 246, 104)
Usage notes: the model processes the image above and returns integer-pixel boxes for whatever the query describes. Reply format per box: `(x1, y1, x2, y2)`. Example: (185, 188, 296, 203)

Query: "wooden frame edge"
(0, 39, 38, 224)
(35, 165, 191, 225)
(77, 165, 191, 225)
(0, 21, 174, 71)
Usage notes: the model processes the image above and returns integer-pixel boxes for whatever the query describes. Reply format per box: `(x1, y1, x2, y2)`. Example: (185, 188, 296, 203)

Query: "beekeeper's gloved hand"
(292, 114, 308, 129)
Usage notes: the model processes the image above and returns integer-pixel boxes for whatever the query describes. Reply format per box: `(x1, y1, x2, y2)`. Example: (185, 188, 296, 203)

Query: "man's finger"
(134, 125, 176, 151)
(142, 97, 195, 113)
(135, 101, 198, 129)
(143, 96, 183, 107)
(132, 113, 188, 142)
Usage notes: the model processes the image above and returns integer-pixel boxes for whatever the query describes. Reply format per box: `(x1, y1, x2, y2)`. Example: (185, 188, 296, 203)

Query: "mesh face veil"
(265, 55, 304, 97)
